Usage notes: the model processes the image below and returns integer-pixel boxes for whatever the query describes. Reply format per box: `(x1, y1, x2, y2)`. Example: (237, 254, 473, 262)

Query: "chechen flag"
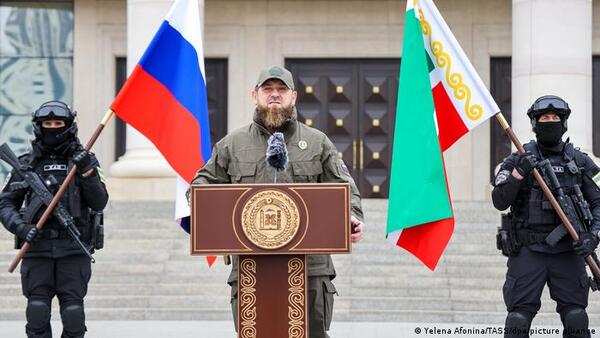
(386, 0, 500, 270)
(110, 0, 216, 266)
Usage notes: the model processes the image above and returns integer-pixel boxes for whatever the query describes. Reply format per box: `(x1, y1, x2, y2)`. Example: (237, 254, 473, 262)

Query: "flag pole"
(8, 109, 115, 273)
(494, 112, 600, 280)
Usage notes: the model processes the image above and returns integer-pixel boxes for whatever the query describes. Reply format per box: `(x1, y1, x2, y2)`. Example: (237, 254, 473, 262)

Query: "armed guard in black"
(492, 95, 600, 338)
(0, 101, 109, 338)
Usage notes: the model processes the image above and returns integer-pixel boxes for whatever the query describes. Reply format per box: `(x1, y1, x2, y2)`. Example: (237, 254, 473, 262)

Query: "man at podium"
(190, 65, 365, 338)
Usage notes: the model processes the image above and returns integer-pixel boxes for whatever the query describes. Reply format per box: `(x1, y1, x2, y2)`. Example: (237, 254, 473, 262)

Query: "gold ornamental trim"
(241, 190, 300, 249)
(288, 257, 305, 338)
(239, 258, 257, 338)
(417, 5, 484, 121)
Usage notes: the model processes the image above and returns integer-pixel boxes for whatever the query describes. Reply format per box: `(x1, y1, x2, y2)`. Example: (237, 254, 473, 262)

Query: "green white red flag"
(386, 0, 500, 270)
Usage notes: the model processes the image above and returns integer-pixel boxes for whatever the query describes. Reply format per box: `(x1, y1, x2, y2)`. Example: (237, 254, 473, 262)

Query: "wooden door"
(286, 59, 399, 198)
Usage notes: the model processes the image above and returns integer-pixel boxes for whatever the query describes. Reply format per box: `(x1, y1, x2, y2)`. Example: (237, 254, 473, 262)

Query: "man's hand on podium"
(350, 216, 364, 243)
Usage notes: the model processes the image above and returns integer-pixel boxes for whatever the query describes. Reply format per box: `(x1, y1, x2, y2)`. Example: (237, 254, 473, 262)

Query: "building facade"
(1, 0, 599, 201)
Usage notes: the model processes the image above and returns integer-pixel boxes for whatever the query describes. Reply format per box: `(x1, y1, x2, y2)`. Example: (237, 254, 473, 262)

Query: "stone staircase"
(1, 199, 599, 326)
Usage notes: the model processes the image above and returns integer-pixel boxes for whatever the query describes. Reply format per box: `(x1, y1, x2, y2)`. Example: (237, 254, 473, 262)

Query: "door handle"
(352, 140, 357, 170)
(359, 139, 364, 171)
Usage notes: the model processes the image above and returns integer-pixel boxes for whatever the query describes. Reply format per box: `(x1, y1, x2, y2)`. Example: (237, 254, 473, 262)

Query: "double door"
(286, 59, 399, 198)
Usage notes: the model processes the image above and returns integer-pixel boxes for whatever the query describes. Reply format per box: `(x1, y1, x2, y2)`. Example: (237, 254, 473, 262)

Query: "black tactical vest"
(511, 141, 585, 233)
(20, 153, 89, 236)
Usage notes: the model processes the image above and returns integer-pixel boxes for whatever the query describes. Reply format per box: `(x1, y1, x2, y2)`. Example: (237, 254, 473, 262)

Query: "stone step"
(103, 229, 184, 240)
(0, 283, 230, 297)
(0, 256, 511, 276)
(340, 259, 506, 277)
(0, 278, 509, 299)
(12, 290, 600, 314)
(0, 295, 231, 309)
(0, 200, 585, 324)
(0, 308, 232, 321)
(2, 303, 598, 326)
(346, 295, 600, 313)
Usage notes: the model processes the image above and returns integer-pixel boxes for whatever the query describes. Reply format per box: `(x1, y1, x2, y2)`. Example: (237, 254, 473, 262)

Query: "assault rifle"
(536, 159, 591, 246)
(0, 143, 94, 262)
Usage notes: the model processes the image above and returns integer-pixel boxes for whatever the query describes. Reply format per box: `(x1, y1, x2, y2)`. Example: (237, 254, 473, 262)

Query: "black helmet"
(32, 100, 78, 140)
(527, 95, 570, 131)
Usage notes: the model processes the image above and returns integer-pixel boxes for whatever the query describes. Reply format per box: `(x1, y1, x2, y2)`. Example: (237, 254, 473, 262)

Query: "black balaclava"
(40, 125, 69, 147)
(36, 123, 77, 155)
(535, 120, 565, 146)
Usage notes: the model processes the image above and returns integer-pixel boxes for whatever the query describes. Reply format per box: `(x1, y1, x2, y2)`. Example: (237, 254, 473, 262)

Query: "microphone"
(266, 132, 288, 182)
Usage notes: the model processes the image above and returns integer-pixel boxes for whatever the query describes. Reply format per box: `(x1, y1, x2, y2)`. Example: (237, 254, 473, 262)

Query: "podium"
(189, 183, 351, 338)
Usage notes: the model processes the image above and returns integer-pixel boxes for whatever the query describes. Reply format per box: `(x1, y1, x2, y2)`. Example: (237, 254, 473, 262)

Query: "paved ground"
(3, 321, 597, 338)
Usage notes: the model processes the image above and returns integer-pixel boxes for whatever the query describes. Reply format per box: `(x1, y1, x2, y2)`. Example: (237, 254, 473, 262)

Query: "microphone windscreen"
(266, 132, 288, 172)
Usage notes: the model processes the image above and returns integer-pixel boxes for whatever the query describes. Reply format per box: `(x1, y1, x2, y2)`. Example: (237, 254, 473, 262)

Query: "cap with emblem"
(255, 65, 295, 90)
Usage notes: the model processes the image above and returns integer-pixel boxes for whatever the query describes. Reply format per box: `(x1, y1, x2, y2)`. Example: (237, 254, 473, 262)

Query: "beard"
(257, 103, 294, 130)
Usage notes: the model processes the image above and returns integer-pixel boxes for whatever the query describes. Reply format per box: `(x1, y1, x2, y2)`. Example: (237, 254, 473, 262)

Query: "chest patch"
(43, 164, 67, 172)
(552, 166, 564, 173)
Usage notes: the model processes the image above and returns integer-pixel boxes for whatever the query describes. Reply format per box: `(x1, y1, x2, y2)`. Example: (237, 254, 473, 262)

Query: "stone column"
(512, 0, 593, 154)
(109, 0, 205, 200)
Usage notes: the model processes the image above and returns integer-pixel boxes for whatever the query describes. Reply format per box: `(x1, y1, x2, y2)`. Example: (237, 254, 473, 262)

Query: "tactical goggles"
(530, 97, 569, 112)
(33, 105, 72, 120)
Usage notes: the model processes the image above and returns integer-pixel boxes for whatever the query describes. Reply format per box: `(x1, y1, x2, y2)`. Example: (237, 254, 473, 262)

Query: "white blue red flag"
(111, 0, 216, 266)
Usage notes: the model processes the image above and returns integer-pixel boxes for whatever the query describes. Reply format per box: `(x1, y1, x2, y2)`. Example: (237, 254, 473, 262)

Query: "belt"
(38, 229, 72, 240)
(516, 229, 551, 245)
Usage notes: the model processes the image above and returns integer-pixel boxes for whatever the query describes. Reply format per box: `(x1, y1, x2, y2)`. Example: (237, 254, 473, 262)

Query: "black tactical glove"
(16, 223, 38, 243)
(73, 150, 99, 175)
(590, 276, 600, 292)
(573, 232, 599, 257)
(515, 152, 537, 177)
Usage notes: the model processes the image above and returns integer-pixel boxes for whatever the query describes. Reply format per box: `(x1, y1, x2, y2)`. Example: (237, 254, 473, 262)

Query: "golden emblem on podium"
(241, 189, 300, 249)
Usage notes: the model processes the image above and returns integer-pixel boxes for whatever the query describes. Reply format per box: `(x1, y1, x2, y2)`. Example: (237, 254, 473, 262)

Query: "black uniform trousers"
(504, 247, 589, 330)
(20, 255, 92, 337)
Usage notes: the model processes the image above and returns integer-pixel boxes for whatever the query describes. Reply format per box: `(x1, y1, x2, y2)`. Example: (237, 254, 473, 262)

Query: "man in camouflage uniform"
(190, 65, 365, 338)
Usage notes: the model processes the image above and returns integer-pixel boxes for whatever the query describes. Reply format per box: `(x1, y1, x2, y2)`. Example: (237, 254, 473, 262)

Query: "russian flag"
(111, 0, 216, 266)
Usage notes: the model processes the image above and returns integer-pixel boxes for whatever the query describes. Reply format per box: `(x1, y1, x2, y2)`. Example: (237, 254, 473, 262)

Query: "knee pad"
(61, 304, 86, 337)
(561, 307, 589, 338)
(505, 311, 531, 338)
(26, 300, 51, 331)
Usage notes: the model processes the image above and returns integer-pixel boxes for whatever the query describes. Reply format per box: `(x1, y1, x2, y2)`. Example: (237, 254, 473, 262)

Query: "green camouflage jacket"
(190, 112, 363, 283)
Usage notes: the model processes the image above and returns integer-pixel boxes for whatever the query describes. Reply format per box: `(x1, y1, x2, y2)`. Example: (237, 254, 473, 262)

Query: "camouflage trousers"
(230, 275, 337, 338)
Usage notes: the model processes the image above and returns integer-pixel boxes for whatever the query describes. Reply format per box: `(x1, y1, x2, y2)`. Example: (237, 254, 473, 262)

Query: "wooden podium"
(189, 183, 351, 338)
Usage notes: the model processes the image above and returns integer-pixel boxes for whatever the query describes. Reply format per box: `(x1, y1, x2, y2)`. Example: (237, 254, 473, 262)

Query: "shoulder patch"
(494, 169, 511, 186)
(340, 162, 350, 175)
(97, 167, 107, 184)
(593, 171, 600, 189)
(1, 172, 12, 191)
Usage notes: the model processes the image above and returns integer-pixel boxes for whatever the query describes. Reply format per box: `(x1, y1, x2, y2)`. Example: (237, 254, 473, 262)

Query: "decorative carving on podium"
(191, 183, 350, 338)
(241, 190, 301, 249)
(240, 259, 257, 338)
(288, 257, 305, 338)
